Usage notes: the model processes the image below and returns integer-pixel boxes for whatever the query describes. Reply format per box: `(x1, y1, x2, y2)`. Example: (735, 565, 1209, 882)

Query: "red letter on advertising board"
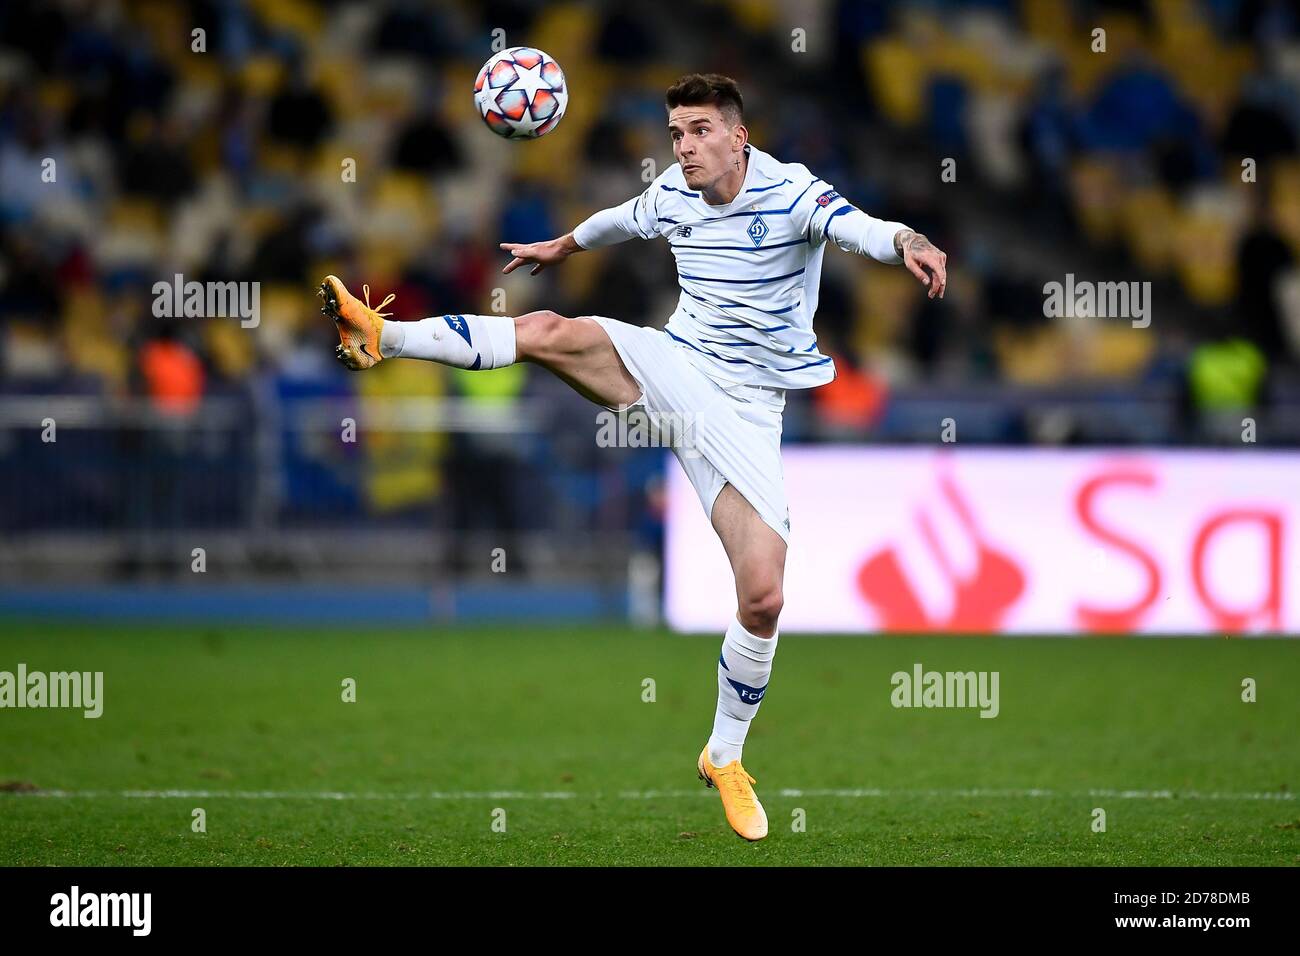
(1191, 510, 1283, 632)
(1074, 469, 1161, 633)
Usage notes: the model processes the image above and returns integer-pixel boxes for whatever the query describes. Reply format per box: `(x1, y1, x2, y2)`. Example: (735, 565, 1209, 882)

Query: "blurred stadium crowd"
(1, 0, 1299, 565)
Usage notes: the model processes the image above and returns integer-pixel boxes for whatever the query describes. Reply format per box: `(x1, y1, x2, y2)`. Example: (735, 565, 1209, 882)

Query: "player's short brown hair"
(665, 73, 744, 126)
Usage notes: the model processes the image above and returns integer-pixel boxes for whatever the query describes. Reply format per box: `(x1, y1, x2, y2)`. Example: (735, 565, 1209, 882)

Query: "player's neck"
(701, 149, 748, 206)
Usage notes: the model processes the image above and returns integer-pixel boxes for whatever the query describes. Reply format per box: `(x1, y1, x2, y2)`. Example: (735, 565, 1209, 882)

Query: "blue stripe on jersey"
(822, 203, 854, 238)
(672, 237, 809, 252)
(657, 217, 679, 224)
(660, 185, 700, 198)
(665, 328, 772, 368)
(745, 178, 791, 193)
(778, 355, 833, 371)
(699, 338, 799, 352)
(680, 286, 799, 319)
(678, 267, 805, 285)
(715, 178, 820, 219)
(683, 307, 793, 334)
(666, 327, 834, 373)
(705, 322, 791, 331)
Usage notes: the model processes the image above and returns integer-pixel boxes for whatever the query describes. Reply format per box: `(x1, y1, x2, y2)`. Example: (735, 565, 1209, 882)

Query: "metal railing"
(0, 393, 645, 584)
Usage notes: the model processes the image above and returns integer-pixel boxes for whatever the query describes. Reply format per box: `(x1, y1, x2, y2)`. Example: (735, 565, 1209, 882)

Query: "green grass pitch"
(0, 622, 1296, 866)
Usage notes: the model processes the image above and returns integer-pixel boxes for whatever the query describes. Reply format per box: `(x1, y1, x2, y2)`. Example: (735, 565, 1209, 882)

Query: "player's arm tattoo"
(894, 229, 938, 259)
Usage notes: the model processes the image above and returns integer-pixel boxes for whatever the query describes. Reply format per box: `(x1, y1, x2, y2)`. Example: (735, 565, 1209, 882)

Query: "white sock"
(379, 313, 517, 369)
(708, 616, 778, 767)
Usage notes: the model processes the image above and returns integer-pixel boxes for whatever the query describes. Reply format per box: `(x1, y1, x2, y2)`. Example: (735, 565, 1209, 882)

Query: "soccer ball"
(473, 47, 568, 140)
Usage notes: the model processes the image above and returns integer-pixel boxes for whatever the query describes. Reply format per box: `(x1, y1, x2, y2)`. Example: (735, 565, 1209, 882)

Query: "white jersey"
(573, 142, 907, 390)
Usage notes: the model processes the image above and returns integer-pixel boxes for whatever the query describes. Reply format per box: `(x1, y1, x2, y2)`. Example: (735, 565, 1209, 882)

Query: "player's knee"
(516, 309, 571, 362)
(740, 585, 783, 634)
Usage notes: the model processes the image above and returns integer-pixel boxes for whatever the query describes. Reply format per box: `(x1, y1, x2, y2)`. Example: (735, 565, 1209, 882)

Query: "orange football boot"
(698, 745, 768, 841)
(318, 275, 395, 370)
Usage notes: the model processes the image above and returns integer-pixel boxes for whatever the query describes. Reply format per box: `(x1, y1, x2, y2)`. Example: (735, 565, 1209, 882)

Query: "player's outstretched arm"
(893, 228, 948, 300)
(499, 232, 582, 276)
(818, 202, 948, 300)
(500, 186, 663, 277)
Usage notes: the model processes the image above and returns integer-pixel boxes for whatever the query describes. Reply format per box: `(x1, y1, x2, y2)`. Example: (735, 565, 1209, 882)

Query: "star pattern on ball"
(503, 61, 559, 136)
(512, 62, 552, 107)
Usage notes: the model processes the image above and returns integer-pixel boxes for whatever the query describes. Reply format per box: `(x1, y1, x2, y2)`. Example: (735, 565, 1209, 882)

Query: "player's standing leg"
(696, 482, 785, 841)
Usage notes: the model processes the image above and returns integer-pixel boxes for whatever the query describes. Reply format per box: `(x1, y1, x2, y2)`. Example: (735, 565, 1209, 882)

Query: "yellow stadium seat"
(864, 39, 926, 127)
(1020, 0, 1074, 48)
(1068, 159, 1121, 244)
(532, 3, 598, 66)
(108, 198, 164, 235)
(1172, 210, 1240, 306)
(1087, 325, 1157, 378)
(256, 140, 307, 176)
(730, 0, 778, 32)
(853, 265, 914, 353)
(239, 55, 286, 97)
(993, 324, 1069, 384)
(204, 318, 254, 379)
(61, 290, 130, 387)
(248, 0, 323, 38)
(1119, 186, 1177, 273)
(315, 59, 365, 119)
(1269, 162, 1300, 255)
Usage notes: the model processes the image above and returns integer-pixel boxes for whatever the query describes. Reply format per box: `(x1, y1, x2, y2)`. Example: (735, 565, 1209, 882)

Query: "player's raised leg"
(318, 276, 640, 410)
(319, 275, 516, 372)
(697, 482, 786, 841)
(511, 309, 643, 410)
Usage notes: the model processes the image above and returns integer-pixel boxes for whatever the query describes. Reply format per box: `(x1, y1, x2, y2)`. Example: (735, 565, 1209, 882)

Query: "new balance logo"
(676, 226, 693, 238)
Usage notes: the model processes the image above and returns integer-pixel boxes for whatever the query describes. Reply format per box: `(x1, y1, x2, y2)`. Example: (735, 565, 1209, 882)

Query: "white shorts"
(592, 316, 790, 544)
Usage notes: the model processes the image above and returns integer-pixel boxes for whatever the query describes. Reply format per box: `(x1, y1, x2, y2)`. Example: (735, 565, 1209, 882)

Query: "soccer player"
(320, 73, 947, 841)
